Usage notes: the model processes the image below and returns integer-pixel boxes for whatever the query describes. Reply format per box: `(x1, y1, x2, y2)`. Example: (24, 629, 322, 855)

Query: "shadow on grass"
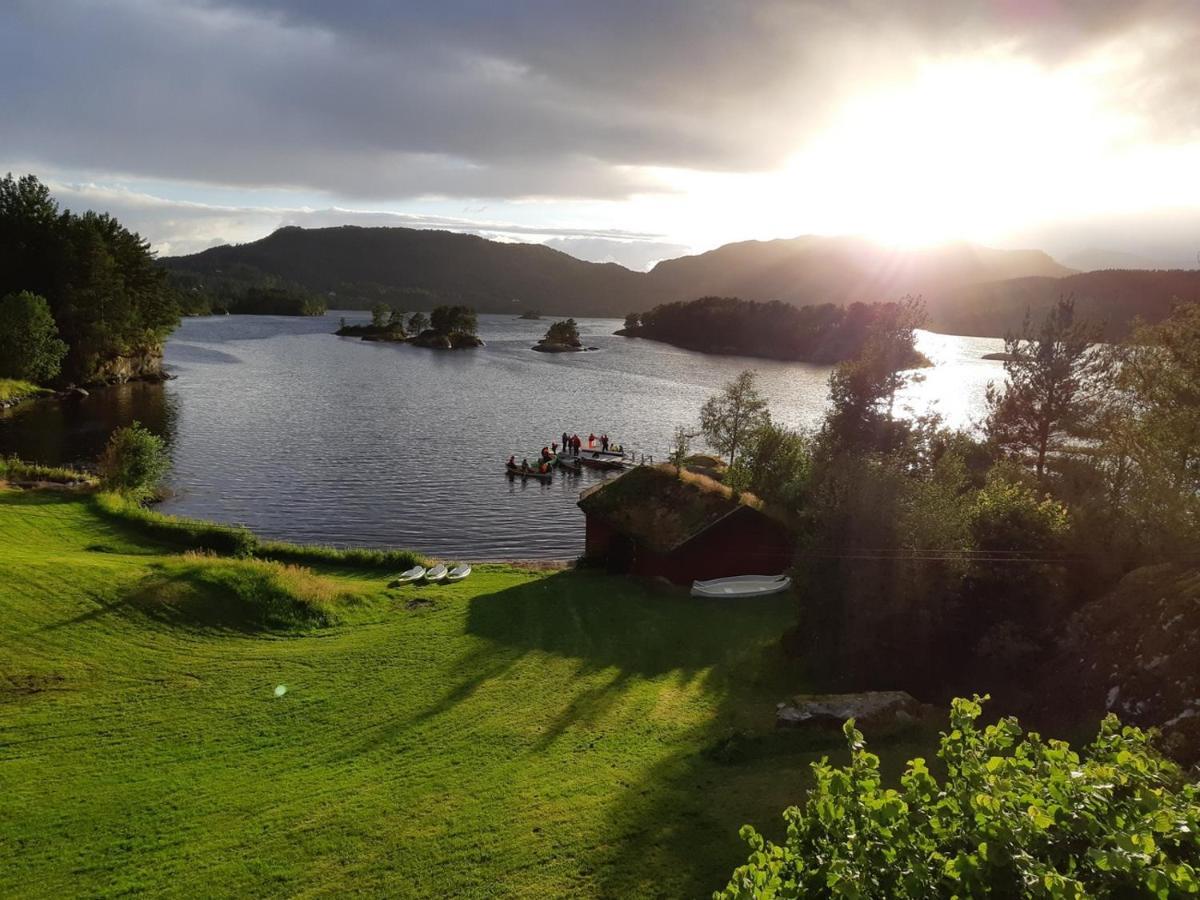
(459, 571, 821, 897)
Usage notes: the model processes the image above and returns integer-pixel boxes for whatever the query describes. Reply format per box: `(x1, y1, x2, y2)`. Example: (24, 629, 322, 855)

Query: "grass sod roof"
(578, 464, 788, 554)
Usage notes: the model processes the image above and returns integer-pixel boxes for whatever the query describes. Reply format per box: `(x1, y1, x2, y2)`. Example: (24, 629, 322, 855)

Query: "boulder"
(776, 690, 927, 733)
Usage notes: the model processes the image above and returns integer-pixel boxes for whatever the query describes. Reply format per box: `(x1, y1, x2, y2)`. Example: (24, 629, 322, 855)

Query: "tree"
(820, 296, 927, 454)
(407, 311, 429, 334)
(370, 302, 390, 328)
(725, 422, 811, 509)
(623, 311, 641, 330)
(700, 370, 771, 466)
(430, 305, 478, 335)
(720, 696, 1200, 899)
(98, 422, 169, 500)
(543, 318, 580, 346)
(387, 306, 406, 329)
(668, 425, 693, 469)
(0, 291, 67, 382)
(985, 296, 1105, 479)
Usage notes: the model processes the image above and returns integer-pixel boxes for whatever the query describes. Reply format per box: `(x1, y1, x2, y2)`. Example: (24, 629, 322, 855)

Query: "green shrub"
(0, 291, 67, 382)
(98, 423, 169, 500)
(718, 696, 1200, 898)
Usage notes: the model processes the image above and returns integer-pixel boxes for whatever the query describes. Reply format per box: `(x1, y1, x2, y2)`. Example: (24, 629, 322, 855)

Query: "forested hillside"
(163, 225, 1199, 338)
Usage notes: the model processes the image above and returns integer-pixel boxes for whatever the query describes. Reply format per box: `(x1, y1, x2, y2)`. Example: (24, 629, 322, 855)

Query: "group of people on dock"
(556, 432, 614, 456)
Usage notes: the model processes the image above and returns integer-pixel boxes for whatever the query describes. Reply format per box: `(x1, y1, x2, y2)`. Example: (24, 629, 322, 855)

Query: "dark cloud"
(3, 0, 1198, 202)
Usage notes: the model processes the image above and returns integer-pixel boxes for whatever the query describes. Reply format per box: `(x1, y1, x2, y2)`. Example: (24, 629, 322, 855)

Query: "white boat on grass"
(390, 566, 426, 586)
(445, 564, 472, 582)
(690, 574, 792, 598)
(424, 564, 448, 583)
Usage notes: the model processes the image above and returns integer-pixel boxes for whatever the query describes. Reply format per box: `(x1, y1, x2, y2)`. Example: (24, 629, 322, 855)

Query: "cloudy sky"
(3, 0, 1199, 268)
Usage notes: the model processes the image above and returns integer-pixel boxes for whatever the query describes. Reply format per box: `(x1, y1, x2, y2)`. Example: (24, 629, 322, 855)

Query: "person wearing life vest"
(588, 432, 596, 448)
(601, 434, 609, 451)
(507, 455, 516, 467)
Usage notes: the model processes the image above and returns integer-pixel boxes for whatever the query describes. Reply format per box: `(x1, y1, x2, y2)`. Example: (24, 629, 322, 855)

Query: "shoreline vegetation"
(532, 317, 596, 353)
(617, 296, 933, 367)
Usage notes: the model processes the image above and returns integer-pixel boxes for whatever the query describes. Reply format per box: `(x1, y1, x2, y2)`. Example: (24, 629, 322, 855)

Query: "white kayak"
(391, 566, 426, 585)
(690, 574, 792, 598)
(445, 564, 472, 582)
(424, 564, 448, 583)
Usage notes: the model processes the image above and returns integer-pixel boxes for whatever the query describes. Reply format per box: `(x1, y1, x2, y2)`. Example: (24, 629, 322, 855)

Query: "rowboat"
(553, 454, 582, 474)
(390, 565, 426, 586)
(445, 564, 472, 582)
(507, 463, 553, 482)
(690, 574, 792, 599)
(578, 453, 627, 471)
(424, 564, 448, 583)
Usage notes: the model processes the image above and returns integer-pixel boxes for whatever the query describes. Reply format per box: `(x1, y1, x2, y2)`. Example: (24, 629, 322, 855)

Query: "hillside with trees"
(0, 174, 179, 385)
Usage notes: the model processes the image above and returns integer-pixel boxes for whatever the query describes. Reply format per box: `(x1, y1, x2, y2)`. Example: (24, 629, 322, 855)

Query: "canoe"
(390, 565, 426, 585)
(424, 564, 448, 583)
(445, 564, 472, 582)
(690, 574, 792, 599)
(507, 463, 552, 482)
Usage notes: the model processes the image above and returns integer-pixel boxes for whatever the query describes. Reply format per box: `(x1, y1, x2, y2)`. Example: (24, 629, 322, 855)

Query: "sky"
(2, 0, 1199, 270)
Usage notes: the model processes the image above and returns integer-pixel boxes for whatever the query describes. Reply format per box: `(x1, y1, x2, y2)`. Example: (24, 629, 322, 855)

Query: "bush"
(97, 423, 169, 500)
(719, 696, 1200, 898)
(0, 456, 95, 485)
(257, 540, 429, 571)
(0, 291, 67, 382)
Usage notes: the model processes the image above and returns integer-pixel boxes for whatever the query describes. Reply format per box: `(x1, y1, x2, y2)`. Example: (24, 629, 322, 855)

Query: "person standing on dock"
(601, 434, 609, 451)
(588, 432, 596, 448)
(562, 431, 568, 451)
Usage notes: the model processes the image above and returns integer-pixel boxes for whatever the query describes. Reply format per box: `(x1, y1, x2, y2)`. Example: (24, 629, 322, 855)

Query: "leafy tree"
(387, 306, 406, 329)
(720, 696, 1200, 899)
(407, 311, 429, 334)
(820, 296, 927, 453)
(985, 296, 1105, 479)
(544, 318, 580, 346)
(668, 425, 693, 469)
(623, 311, 641, 330)
(700, 370, 771, 466)
(0, 291, 67, 382)
(725, 422, 811, 510)
(430, 305, 478, 336)
(98, 423, 169, 500)
(370, 302, 390, 328)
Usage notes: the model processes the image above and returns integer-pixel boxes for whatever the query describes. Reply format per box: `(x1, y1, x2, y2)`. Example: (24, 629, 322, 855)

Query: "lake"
(0, 313, 1004, 559)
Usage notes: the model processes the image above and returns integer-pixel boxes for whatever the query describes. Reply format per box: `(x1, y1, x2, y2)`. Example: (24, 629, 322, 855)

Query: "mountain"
(162, 225, 652, 317)
(1058, 247, 1171, 272)
(645, 235, 1073, 307)
(930, 269, 1200, 340)
(164, 225, 1193, 337)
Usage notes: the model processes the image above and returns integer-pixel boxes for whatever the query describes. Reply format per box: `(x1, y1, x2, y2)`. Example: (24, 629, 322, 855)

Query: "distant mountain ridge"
(163, 225, 1195, 337)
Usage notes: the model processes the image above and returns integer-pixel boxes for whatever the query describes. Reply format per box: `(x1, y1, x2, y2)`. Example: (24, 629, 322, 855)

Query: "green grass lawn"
(0, 489, 926, 897)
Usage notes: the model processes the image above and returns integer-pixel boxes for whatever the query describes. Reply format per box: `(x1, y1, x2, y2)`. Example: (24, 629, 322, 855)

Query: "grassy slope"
(0, 490, 916, 897)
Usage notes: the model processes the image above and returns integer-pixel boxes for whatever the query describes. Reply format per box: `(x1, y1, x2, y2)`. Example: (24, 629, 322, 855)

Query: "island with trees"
(532, 318, 593, 352)
(615, 295, 932, 366)
(335, 304, 483, 349)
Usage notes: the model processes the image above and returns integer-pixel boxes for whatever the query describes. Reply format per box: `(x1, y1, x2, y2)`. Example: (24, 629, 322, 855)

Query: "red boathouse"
(577, 465, 794, 585)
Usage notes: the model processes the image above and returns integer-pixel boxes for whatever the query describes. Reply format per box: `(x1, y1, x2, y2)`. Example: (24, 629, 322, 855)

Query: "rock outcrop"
(776, 691, 930, 735)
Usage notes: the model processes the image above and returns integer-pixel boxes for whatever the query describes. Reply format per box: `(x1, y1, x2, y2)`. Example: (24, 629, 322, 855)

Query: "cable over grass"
(93, 492, 429, 569)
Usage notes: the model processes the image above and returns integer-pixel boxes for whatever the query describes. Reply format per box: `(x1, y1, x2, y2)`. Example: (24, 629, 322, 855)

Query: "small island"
(517, 309, 543, 320)
(336, 304, 483, 349)
(616, 296, 931, 366)
(532, 318, 594, 352)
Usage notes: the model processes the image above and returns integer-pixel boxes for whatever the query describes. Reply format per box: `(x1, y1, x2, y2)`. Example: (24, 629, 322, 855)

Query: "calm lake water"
(0, 313, 1003, 559)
